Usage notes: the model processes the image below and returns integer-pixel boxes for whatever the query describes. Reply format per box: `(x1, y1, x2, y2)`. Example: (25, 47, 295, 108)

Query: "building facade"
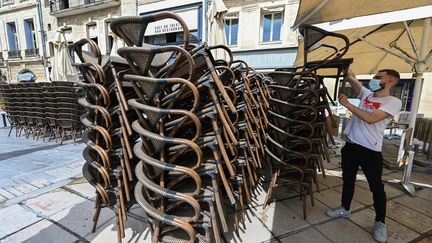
(137, 0, 300, 70)
(0, 0, 55, 83)
(46, 0, 137, 62)
(224, 0, 299, 70)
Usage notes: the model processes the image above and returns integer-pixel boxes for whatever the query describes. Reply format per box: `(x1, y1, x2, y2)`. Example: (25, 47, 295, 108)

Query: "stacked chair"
(71, 12, 269, 243)
(0, 82, 83, 144)
(262, 24, 352, 219)
(110, 12, 268, 243)
(69, 38, 139, 243)
(71, 14, 351, 243)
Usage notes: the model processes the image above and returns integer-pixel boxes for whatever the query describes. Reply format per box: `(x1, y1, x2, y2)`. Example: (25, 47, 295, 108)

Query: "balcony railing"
(25, 48, 39, 57)
(1, 0, 14, 6)
(50, 0, 119, 17)
(8, 50, 21, 58)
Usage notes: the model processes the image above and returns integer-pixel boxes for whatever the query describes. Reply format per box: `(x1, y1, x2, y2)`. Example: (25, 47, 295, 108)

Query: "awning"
(293, 0, 432, 29)
(294, 19, 432, 75)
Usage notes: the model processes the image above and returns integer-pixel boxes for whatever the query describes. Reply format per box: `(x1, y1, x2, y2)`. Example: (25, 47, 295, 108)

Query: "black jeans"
(341, 141, 386, 223)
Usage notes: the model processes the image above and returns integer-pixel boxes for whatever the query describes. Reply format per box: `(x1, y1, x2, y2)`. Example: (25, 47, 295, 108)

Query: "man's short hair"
(379, 69, 400, 80)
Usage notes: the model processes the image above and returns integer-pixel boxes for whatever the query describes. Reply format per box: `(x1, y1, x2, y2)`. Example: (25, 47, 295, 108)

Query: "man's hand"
(339, 93, 350, 107)
(339, 93, 391, 124)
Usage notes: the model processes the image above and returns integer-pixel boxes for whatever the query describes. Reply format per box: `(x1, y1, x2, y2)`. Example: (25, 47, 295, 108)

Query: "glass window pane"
(225, 20, 230, 44)
(272, 13, 282, 41)
(263, 14, 272, 42)
(189, 31, 199, 42)
(231, 19, 238, 45)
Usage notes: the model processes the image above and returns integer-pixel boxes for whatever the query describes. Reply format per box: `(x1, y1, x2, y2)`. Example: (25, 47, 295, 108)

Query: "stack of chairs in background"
(263, 69, 335, 219)
(0, 82, 84, 145)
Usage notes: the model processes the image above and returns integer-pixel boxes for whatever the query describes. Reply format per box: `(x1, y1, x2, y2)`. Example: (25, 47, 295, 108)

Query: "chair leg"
(8, 124, 14, 137)
(263, 172, 278, 209)
(92, 195, 102, 233)
(42, 126, 47, 142)
(212, 177, 228, 233)
(60, 130, 65, 145)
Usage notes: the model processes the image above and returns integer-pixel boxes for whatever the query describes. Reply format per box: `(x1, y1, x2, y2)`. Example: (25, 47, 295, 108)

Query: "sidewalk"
(0, 127, 85, 206)
(0, 128, 431, 242)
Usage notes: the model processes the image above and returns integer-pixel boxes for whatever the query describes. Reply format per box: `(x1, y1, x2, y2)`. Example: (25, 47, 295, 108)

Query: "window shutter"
(24, 20, 34, 49)
(7, 23, 16, 51)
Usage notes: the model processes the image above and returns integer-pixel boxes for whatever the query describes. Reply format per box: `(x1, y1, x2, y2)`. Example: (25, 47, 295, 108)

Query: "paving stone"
(128, 204, 145, 218)
(88, 216, 151, 242)
(383, 171, 404, 181)
(316, 218, 375, 243)
(386, 201, 432, 234)
(281, 196, 330, 225)
(394, 195, 432, 217)
(383, 183, 406, 198)
(350, 208, 419, 243)
(222, 209, 274, 243)
(50, 200, 115, 238)
(416, 188, 432, 202)
(0, 170, 19, 180)
(3, 186, 23, 197)
(0, 160, 46, 173)
(322, 162, 340, 170)
(317, 173, 343, 188)
(313, 188, 364, 211)
(23, 189, 87, 217)
(279, 227, 331, 243)
(248, 181, 270, 208)
(410, 172, 432, 185)
(249, 200, 309, 237)
(417, 235, 432, 243)
(271, 185, 304, 201)
(0, 219, 78, 243)
(0, 187, 16, 199)
(65, 182, 96, 199)
(0, 204, 41, 238)
(334, 185, 373, 206)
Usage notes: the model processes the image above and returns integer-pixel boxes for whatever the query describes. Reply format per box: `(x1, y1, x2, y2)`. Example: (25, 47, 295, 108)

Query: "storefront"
(138, 0, 204, 46)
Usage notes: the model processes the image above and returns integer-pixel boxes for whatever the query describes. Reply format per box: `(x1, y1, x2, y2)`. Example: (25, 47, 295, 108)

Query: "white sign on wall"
(144, 7, 199, 36)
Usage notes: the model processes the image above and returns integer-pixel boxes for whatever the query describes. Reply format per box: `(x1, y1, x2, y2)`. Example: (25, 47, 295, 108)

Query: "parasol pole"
(398, 17, 431, 197)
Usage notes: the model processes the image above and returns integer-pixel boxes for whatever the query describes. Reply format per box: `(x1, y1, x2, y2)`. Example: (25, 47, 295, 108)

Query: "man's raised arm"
(346, 68, 363, 97)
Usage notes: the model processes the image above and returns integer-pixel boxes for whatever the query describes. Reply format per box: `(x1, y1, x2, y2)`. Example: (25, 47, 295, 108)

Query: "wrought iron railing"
(25, 48, 39, 57)
(8, 50, 21, 58)
(50, 0, 116, 12)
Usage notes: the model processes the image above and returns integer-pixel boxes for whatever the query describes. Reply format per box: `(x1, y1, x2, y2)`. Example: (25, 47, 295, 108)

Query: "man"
(326, 68, 402, 243)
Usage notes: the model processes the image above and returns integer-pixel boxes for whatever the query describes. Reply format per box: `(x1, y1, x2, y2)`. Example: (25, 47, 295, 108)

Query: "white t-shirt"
(343, 87, 402, 151)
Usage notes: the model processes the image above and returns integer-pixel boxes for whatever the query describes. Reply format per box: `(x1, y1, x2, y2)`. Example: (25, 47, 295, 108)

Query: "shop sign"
(145, 7, 198, 36)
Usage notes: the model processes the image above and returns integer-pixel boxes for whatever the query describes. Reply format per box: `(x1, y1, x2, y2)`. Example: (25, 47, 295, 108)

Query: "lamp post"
(35, 0, 50, 82)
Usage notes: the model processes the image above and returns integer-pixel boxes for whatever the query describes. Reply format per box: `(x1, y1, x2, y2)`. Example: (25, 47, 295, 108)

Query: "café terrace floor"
(0, 127, 431, 243)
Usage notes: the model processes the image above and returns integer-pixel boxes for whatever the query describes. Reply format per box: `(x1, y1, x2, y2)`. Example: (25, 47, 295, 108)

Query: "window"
(24, 19, 37, 51)
(6, 22, 19, 51)
(225, 13, 239, 46)
(262, 12, 282, 42)
(145, 31, 198, 46)
(87, 23, 98, 45)
(60, 0, 69, 10)
(2, 0, 14, 5)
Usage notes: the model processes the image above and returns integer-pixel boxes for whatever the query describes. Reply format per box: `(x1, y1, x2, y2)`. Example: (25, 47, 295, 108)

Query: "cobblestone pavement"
(0, 128, 431, 243)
